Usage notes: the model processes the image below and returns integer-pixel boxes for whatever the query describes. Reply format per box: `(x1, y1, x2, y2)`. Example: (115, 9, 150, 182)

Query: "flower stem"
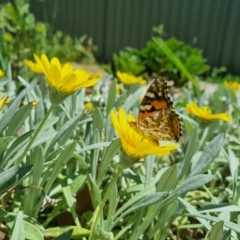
(16, 104, 54, 165)
(89, 166, 123, 240)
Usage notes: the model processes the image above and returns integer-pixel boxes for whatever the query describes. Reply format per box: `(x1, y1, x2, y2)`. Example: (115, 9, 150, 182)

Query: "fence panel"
(1, 0, 239, 73)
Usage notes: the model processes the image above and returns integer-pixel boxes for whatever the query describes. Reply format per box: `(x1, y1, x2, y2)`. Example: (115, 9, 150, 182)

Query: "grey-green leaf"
(93, 107, 105, 132)
(0, 88, 29, 134)
(209, 221, 224, 240)
(156, 164, 177, 192)
(12, 211, 25, 240)
(0, 165, 32, 192)
(45, 113, 82, 157)
(53, 228, 73, 240)
(189, 133, 224, 177)
(173, 174, 212, 196)
(123, 192, 168, 216)
(106, 79, 117, 115)
(7, 103, 33, 136)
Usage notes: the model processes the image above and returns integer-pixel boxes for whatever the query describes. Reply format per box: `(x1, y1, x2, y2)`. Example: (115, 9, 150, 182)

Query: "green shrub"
(0, 0, 96, 79)
(112, 27, 210, 85)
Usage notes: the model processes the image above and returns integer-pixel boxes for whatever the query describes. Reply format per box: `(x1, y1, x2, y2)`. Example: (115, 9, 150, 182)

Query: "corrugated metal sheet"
(2, 0, 240, 74)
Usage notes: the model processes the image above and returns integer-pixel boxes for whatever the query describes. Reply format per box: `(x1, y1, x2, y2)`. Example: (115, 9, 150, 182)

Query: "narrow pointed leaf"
(0, 165, 32, 192)
(45, 114, 82, 156)
(44, 142, 76, 193)
(53, 229, 73, 240)
(189, 133, 224, 177)
(97, 139, 120, 185)
(0, 88, 29, 134)
(209, 221, 224, 240)
(43, 226, 90, 238)
(12, 211, 25, 240)
(106, 79, 116, 115)
(173, 174, 212, 196)
(7, 103, 33, 136)
(93, 108, 104, 132)
(156, 164, 177, 192)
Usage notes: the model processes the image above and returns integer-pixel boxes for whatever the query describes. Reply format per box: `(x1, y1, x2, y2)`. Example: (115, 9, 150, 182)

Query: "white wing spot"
(145, 92, 155, 98)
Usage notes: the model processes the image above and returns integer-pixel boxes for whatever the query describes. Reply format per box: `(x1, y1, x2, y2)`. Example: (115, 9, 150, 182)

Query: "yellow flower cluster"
(186, 102, 231, 122)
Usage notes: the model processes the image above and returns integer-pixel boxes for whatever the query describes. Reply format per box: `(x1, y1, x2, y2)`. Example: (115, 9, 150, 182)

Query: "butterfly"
(131, 77, 182, 142)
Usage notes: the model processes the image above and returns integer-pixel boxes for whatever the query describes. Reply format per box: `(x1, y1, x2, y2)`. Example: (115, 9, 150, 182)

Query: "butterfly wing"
(137, 77, 182, 142)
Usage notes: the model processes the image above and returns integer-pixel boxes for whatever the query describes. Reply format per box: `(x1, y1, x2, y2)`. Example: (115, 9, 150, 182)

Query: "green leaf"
(114, 93, 127, 109)
(0, 136, 14, 156)
(113, 184, 155, 221)
(44, 142, 76, 193)
(97, 139, 120, 185)
(32, 131, 56, 148)
(178, 127, 198, 180)
(106, 183, 117, 228)
(35, 117, 59, 132)
(22, 147, 44, 216)
(104, 115, 115, 142)
(6, 103, 32, 136)
(125, 192, 168, 215)
(12, 211, 25, 240)
(24, 220, 44, 240)
(0, 165, 32, 192)
(153, 37, 199, 88)
(0, 88, 29, 134)
(189, 133, 224, 177)
(173, 174, 212, 196)
(0, 166, 18, 192)
(77, 142, 111, 154)
(124, 86, 145, 111)
(185, 211, 240, 234)
(178, 198, 211, 230)
(53, 229, 73, 240)
(88, 174, 101, 208)
(4, 130, 33, 165)
(126, 83, 142, 97)
(43, 226, 90, 238)
(200, 205, 240, 213)
(32, 146, 44, 185)
(69, 174, 87, 195)
(228, 150, 238, 182)
(62, 184, 81, 226)
(93, 108, 105, 133)
(45, 113, 82, 157)
(106, 79, 117, 115)
(90, 129, 100, 180)
(156, 164, 177, 192)
(145, 155, 154, 187)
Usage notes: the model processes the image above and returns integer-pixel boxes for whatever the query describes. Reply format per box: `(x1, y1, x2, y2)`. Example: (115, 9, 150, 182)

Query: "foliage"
(112, 26, 210, 86)
(0, 0, 96, 80)
(0, 28, 240, 240)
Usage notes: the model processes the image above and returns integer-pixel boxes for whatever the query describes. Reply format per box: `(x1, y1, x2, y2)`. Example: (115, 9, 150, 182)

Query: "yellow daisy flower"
(186, 102, 231, 122)
(34, 54, 100, 105)
(0, 96, 10, 110)
(24, 59, 43, 74)
(224, 80, 239, 93)
(116, 71, 146, 85)
(111, 108, 178, 168)
(0, 69, 5, 78)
